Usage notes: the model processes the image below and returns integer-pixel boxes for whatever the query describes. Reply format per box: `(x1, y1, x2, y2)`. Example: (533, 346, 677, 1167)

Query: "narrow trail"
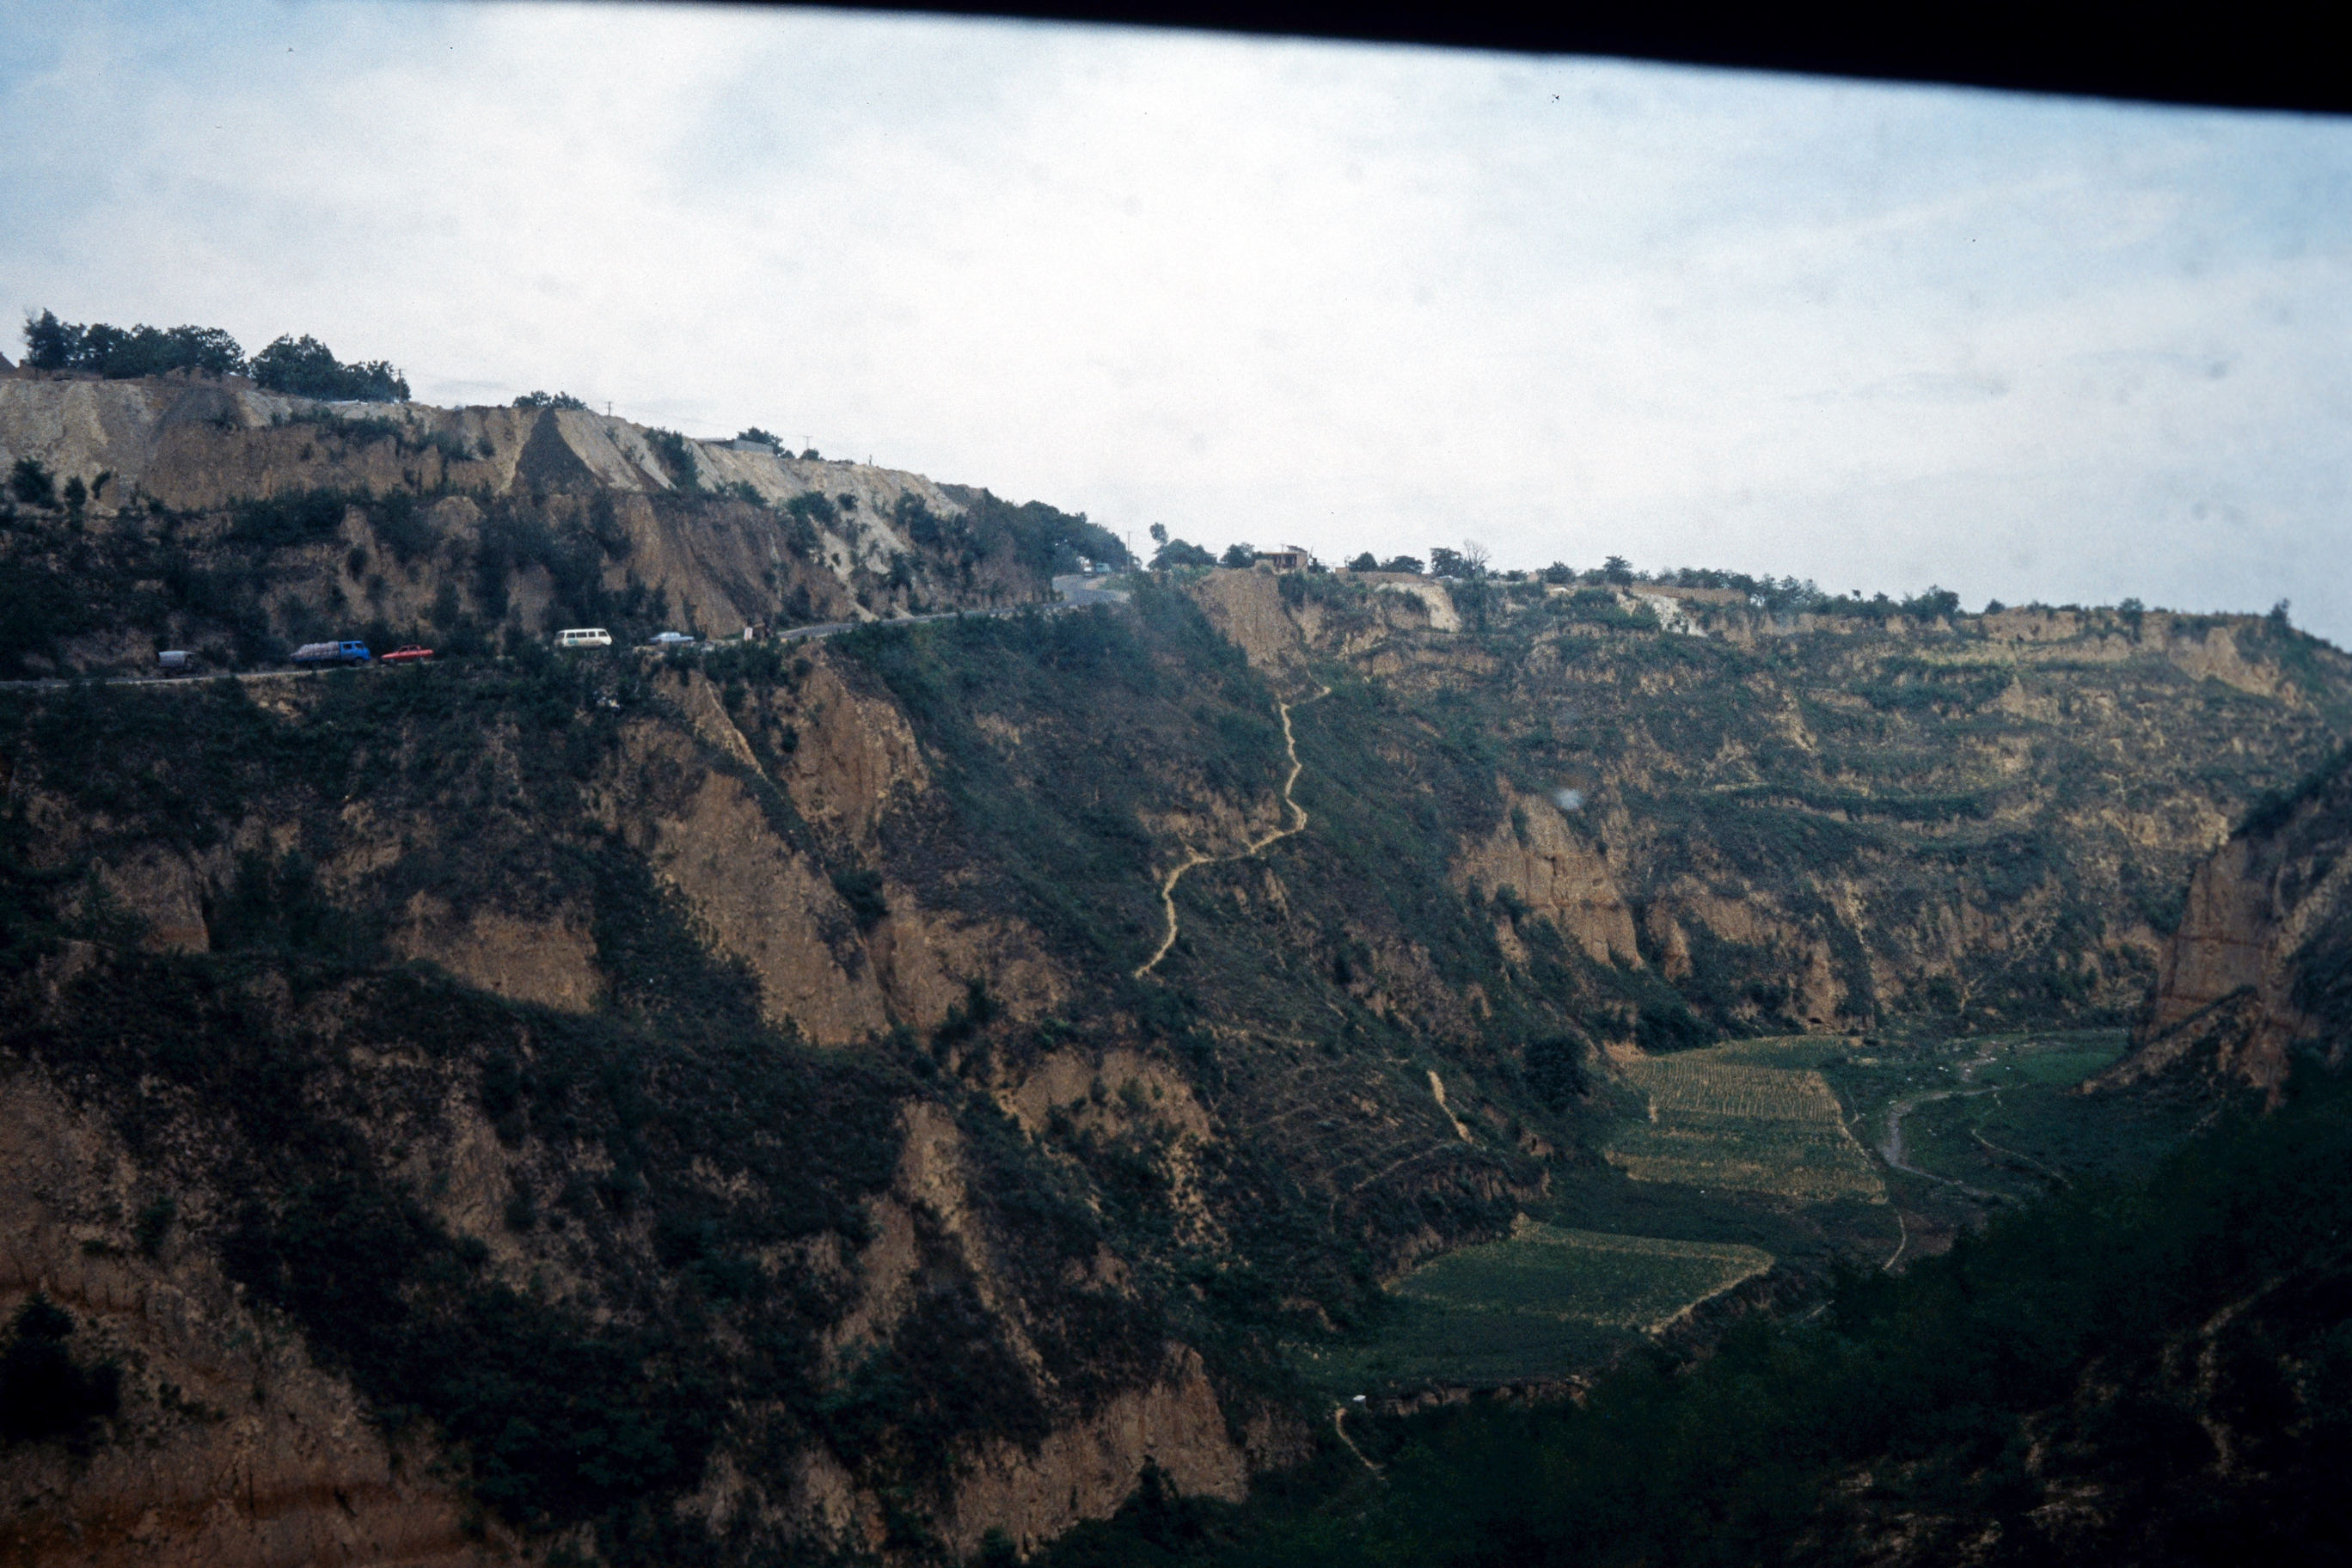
(1135, 689, 1325, 978)
(1969, 1124, 2070, 1185)
(1332, 1405, 1382, 1474)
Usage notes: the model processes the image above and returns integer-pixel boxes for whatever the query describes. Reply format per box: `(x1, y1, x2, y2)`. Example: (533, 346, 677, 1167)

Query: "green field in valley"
(1298, 1222, 1773, 1393)
(1314, 1026, 2206, 1395)
(1400, 1222, 1773, 1331)
(1603, 1051, 1885, 1203)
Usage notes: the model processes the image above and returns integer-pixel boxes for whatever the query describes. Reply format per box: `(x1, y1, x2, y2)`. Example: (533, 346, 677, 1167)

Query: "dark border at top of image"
(745, 2, 2349, 116)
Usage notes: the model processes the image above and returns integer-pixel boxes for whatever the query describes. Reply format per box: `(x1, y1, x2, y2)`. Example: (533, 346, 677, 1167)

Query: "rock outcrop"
(1453, 782, 1639, 964)
(2109, 748, 2352, 1096)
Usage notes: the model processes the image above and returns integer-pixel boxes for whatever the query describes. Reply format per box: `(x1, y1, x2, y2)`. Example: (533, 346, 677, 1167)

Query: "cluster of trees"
(514, 390, 590, 411)
(1146, 530, 1510, 579)
(735, 428, 824, 460)
(19, 315, 242, 379)
(1131, 527, 2066, 625)
(1339, 543, 1494, 578)
(1533, 560, 1967, 621)
(1314, 548, 1971, 622)
(20, 310, 408, 401)
(1144, 524, 1216, 569)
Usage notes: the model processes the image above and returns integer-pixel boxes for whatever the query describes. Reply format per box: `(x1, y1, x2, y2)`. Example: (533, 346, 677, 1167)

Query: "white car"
(652, 631, 695, 646)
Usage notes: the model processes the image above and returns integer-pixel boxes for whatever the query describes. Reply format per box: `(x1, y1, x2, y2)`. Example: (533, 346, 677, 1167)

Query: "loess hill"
(3, 371, 2349, 1565)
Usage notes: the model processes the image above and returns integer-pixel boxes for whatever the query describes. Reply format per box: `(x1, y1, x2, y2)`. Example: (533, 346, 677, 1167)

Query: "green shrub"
(370, 492, 437, 564)
(831, 867, 890, 931)
(133, 1196, 177, 1258)
(0, 1295, 120, 1446)
(645, 429, 700, 493)
(8, 457, 56, 507)
(224, 487, 358, 550)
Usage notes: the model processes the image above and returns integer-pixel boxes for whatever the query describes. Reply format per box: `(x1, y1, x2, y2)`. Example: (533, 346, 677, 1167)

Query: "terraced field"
(1316, 1031, 2163, 1394)
(1302, 1221, 1773, 1390)
(1400, 1222, 1773, 1331)
(1606, 1051, 1885, 1203)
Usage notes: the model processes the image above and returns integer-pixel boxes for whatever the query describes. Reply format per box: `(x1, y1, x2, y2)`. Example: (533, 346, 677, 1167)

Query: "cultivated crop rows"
(1607, 1053, 1885, 1203)
(1396, 1222, 1773, 1332)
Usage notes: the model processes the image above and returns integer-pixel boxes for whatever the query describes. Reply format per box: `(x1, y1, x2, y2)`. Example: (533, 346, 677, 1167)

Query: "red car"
(379, 646, 435, 664)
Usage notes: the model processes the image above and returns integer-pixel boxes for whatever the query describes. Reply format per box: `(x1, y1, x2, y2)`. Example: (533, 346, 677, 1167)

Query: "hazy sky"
(6, 2, 2349, 640)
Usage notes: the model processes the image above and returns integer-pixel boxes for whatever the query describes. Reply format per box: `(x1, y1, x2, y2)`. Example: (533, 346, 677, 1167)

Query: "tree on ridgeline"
(248, 334, 409, 402)
(21, 310, 244, 379)
(1151, 536, 1216, 570)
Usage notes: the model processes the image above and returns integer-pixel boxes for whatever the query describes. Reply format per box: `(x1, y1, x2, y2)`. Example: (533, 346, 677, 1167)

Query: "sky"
(5, 1, 2349, 640)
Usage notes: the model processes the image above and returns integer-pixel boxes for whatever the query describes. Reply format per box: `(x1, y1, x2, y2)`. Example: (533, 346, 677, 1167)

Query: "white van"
(556, 628, 613, 648)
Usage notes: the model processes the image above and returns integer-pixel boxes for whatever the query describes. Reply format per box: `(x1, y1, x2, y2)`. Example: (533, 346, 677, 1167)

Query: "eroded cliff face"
(6, 490, 2350, 1562)
(2110, 750, 2352, 1096)
(0, 375, 1083, 682)
(1182, 567, 2352, 1040)
(0, 595, 1372, 1566)
(1453, 782, 1638, 965)
(0, 1075, 498, 1568)
(0, 995, 1275, 1568)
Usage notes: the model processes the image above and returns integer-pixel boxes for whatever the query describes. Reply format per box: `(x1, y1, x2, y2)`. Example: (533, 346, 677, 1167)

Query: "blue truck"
(291, 640, 373, 666)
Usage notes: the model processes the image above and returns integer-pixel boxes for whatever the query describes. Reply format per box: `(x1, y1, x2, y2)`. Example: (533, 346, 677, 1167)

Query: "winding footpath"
(1135, 689, 1323, 978)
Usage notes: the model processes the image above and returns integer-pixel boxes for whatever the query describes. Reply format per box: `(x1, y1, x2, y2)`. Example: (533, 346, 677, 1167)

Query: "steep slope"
(0, 589, 1553, 1565)
(5, 438, 2350, 1564)
(1189, 567, 2352, 1039)
(2109, 744, 2352, 1096)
